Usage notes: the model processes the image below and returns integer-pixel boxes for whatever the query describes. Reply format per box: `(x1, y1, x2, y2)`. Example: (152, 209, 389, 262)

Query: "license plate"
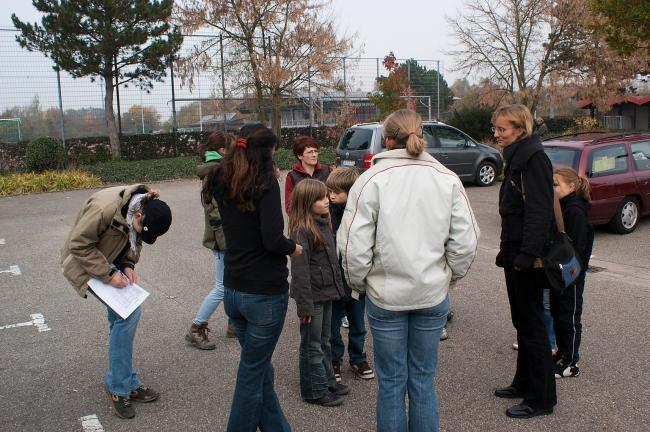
(341, 160, 355, 166)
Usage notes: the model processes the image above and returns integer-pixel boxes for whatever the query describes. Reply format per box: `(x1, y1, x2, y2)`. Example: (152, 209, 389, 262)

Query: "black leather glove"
(513, 253, 535, 271)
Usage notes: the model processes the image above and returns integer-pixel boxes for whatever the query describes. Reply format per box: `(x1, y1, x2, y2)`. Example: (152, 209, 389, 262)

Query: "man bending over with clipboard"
(61, 184, 172, 419)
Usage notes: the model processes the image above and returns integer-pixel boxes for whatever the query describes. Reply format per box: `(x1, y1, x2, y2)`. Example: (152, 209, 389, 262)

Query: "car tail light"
(363, 153, 374, 170)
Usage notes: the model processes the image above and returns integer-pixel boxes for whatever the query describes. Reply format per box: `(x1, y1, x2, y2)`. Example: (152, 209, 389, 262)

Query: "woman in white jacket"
(337, 109, 480, 432)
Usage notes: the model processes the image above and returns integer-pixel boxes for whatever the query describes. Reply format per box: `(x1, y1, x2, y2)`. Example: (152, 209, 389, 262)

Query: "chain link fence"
(0, 28, 448, 144)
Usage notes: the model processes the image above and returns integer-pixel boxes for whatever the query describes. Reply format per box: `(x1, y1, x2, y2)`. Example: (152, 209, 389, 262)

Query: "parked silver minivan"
(336, 121, 503, 186)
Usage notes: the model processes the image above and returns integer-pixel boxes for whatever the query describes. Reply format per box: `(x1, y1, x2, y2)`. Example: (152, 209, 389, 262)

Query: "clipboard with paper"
(87, 277, 150, 319)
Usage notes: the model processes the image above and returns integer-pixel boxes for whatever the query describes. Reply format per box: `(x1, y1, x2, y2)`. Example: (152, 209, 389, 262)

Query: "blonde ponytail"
(383, 109, 425, 157)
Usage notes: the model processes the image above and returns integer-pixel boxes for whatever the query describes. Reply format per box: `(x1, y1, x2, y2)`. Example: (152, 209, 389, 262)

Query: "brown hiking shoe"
(108, 393, 135, 419)
(226, 320, 237, 338)
(185, 322, 216, 350)
(130, 385, 160, 403)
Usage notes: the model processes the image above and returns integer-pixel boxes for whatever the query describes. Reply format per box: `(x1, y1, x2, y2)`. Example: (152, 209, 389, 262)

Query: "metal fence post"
(343, 57, 347, 100)
(220, 34, 226, 131)
(436, 60, 440, 120)
(114, 54, 122, 135)
(170, 55, 177, 132)
(54, 65, 66, 147)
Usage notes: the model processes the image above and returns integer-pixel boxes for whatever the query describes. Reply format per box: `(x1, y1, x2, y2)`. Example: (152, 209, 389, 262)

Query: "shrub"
(26, 137, 67, 172)
(0, 170, 101, 196)
(446, 106, 495, 143)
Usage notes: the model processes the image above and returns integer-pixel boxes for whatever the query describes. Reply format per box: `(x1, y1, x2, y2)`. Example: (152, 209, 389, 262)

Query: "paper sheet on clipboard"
(87, 278, 149, 319)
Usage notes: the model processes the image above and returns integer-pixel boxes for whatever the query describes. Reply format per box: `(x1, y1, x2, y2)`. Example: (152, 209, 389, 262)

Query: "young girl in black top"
(289, 179, 347, 407)
(551, 167, 594, 378)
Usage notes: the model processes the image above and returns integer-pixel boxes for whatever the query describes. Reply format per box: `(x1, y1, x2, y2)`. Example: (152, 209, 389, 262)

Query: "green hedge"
(84, 147, 337, 184)
(86, 156, 200, 183)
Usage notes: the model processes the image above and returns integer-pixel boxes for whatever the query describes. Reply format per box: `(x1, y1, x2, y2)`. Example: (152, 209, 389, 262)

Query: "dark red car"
(543, 132, 650, 234)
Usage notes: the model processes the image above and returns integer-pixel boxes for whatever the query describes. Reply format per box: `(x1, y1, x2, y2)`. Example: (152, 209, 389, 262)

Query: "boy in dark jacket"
(326, 168, 375, 382)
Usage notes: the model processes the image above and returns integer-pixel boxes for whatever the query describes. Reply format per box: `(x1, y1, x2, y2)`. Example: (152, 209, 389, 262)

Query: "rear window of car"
(339, 128, 373, 151)
(543, 147, 581, 171)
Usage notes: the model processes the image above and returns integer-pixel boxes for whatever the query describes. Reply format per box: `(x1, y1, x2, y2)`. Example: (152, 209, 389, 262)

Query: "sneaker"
(440, 326, 449, 341)
(342, 316, 349, 328)
(555, 362, 580, 378)
(351, 361, 375, 380)
(108, 393, 135, 419)
(305, 392, 344, 407)
(226, 320, 237, 338)
(512, 341, 518, 350)
(130, 385, 160, 403)
(328, 383, 350, 396)
(186, 323, 216, 350)
(332, 362, 342, 383)
(447, 310, 455, 323)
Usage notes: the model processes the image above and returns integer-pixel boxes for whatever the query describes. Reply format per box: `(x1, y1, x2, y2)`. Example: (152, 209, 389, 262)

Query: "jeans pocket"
(242, 293, 288, 327)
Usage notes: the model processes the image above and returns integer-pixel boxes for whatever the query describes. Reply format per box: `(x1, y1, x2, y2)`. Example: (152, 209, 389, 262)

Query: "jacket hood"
(560, 192, 591, 213)
(292, 161, 324, 174)
(373, 148, 437, 164)
(503, 134, 544, 172)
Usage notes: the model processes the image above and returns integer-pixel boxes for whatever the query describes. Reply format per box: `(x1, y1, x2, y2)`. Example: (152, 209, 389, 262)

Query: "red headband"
(236, 138, 248, 149)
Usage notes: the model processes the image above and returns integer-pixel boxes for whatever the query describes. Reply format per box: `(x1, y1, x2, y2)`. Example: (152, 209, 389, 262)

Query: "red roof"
(579, 95, 650, 109)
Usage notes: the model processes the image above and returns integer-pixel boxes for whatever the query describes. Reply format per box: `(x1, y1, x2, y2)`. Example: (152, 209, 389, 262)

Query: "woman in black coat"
(492, 104, 557, 419)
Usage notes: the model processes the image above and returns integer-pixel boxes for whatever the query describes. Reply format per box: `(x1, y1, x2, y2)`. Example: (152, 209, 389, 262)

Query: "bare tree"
(447, 0, 576, 112)
(174, 0, 353, 134)
(448, 0, 643, 114)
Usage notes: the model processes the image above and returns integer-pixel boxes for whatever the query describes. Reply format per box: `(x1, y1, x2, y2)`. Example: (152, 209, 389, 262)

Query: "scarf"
(126, 193, 147, 254)
(205, 150, 222, 162)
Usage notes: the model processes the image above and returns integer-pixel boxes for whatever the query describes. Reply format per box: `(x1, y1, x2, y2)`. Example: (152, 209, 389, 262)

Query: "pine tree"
(12, 0, 183, 157)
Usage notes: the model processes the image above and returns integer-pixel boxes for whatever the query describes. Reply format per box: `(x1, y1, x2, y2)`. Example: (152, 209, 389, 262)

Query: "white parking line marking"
(0, 313, 50, 332)
(80, 414, 105, 432)
(0, 238, 5, 244)
(0, 265, 21, 276)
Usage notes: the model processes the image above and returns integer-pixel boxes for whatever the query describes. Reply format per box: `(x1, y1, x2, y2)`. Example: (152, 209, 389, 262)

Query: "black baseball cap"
(141, 199, 172, 244)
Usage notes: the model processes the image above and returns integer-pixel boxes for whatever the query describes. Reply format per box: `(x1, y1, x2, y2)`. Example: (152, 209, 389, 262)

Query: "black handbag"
(543, 197, 582, 292)
(519, 174, 582, 292)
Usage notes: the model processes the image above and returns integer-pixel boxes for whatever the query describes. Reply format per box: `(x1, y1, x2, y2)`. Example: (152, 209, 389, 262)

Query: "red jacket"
(284, 162, 331, 213)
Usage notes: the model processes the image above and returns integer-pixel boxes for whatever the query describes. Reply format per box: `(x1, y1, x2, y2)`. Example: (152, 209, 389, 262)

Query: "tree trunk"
(103, 72, 120, 158)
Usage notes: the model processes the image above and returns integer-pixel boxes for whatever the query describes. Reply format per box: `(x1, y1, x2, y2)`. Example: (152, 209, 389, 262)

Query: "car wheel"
(609, 196, 640, 234)
(475, 161, 497, 186)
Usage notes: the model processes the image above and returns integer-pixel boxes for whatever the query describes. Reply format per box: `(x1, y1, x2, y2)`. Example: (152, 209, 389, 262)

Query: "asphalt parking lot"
(1, 177, 649, 432)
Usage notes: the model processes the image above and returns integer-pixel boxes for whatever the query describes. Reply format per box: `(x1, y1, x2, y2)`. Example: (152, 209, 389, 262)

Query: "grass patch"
(0, 170, 102, 196)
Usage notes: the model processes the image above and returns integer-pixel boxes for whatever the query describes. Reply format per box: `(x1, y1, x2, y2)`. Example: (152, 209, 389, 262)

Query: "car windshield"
(339, 128, 373, 151)
(543, 147, 580, 171)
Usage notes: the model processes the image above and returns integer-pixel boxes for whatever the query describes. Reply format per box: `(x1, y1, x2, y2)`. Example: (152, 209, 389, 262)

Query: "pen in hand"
(109, 269, 130, 288)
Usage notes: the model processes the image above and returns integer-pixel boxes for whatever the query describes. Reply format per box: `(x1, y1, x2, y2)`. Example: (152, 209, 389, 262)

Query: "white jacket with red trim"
(336, 149, 480, 311)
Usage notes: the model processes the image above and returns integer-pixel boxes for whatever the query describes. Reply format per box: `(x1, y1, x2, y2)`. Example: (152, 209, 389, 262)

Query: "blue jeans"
(223, 287, 291, 432)
(194, 250, 225, 324)
(299, 301, 336, 400)
(543, 288, 556, 350)
(367, 297, 449, 432)
(105, 306, 142, 396)
(331, 296, 368, 365)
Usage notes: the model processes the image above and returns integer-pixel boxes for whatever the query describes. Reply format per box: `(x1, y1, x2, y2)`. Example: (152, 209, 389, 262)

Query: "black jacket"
(497, 134, 555, 270)
(560, 192, 594, 279)
(214, 178, 296, 295)
(330, 202, 353, 300)
(290, 216, 344, 316)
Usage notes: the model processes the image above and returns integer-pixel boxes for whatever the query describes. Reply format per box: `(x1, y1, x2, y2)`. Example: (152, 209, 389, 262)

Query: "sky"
(0, 0, 469, 116)
(1, 0, 467, 81)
